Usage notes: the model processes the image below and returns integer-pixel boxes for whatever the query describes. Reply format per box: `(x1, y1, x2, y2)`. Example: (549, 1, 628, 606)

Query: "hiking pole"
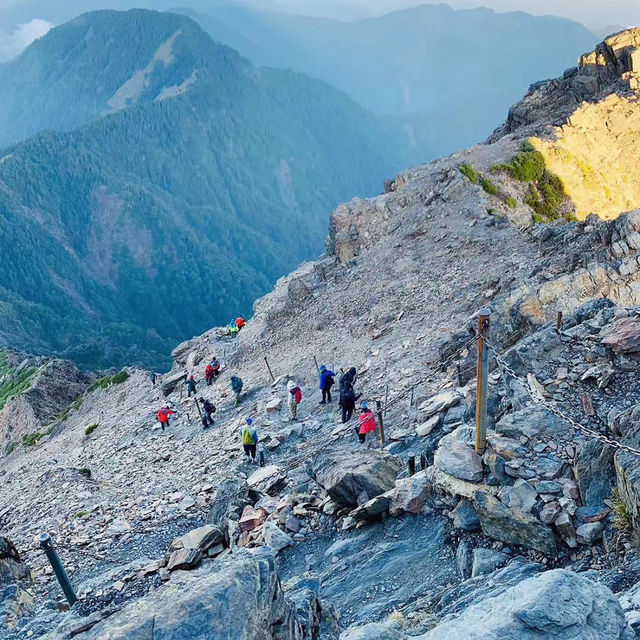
(40, 533, 77, 606)
(475, 309, 491, 456)
(264, 356, 275, 382)
(194, 398, 203, 421)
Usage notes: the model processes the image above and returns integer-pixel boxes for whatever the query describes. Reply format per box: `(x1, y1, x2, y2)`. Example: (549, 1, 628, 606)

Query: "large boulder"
(43, 550, 322, 640)
(310, 451, 401, 508)
(575, 440, 615, 512)
(434, 427, 483, 482)
(601, 316, 640, 353)
(474, 492, 557, 556)
(417, 569, 632, 640)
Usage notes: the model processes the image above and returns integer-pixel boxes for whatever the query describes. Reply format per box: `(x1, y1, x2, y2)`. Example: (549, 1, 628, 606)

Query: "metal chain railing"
(486, 339, 640, 458)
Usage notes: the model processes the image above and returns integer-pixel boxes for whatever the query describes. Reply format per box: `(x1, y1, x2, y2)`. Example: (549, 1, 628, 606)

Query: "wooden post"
(409, 385, 415, 409)
(264, 356, 275, 382)
(475, 309, 491, 456)
(556, 311, 563, 333)
(383, 383, 389, 417)
(376, 399, 385, 447)
(259, 449, 265, 467)
(456, 363, 463, 388)
(313, 356, 320, 374)
(407, 453, 416, 477)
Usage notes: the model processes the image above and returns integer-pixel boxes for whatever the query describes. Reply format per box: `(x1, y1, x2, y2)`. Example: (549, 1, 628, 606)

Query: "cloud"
(0, 18, 53, 62)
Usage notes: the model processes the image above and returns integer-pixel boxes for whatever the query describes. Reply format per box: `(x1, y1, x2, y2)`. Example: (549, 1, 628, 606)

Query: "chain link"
(486, 340, 640, 458)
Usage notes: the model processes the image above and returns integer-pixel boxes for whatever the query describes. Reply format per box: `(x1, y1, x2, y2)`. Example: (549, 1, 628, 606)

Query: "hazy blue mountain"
(186, 4, 598, 157)
(0, 9, 407, 369)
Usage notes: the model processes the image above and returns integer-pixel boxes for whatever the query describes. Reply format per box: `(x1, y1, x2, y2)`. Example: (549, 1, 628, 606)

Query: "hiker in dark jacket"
(319, 365, 335, 405)
(341, 380, 356, 423)
(200, 398, 216, 427)
(339, 367, 357, 393)
(231, 375, 243, 405)
(185, 375, 197, 397)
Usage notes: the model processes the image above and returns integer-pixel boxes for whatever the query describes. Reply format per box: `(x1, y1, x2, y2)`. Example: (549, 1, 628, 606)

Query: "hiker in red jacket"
(356, 402, 376, 444)
(205, 364, 214, 386)
(287, 380, 302, 421)
(157, 406, 176, 432)
(235, 317, 245, 330)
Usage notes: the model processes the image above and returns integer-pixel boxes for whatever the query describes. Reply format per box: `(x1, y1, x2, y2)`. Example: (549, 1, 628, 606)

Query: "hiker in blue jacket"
(319, 365, 335, 405)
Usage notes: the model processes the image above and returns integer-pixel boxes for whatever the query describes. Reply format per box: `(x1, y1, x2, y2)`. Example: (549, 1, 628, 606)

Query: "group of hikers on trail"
(155, 337, 376, 450)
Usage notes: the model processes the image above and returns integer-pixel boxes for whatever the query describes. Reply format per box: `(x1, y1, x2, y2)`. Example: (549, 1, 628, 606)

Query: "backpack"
(294, 387, 302, 404)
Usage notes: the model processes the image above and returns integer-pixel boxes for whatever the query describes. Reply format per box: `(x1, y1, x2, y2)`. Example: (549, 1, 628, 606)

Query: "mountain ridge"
(0, 9, 409, 370)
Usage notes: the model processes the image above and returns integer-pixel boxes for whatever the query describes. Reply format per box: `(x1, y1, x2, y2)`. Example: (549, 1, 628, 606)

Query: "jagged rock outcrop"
(417, 569, 632, 640)
(0, 537, 32, 629)
(0, 352, 93, 455)
(43, 550, 327, 640)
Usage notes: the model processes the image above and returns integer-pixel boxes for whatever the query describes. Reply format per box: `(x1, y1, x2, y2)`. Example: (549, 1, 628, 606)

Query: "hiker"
(356, 401, 377, 444)
(235, 317, 246, 330)
(185, 375, 197, 397)
(211, 356, 221, 379)
(231, 375, 243, 405)
(150, 371, 157, 385)
(156, 406, 175, 432)
(200, 397, 216, 427)
(341, 379, 356, 423)
(319, 365, 335, 405)
(339, 367, 357, 393)
(205, 364, 214, 386)
(241, 418, 258, 463)
(287, 380, 302, 420)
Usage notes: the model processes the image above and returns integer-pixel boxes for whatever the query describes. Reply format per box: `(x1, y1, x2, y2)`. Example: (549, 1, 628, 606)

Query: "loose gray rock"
(471, 548, 510, 578)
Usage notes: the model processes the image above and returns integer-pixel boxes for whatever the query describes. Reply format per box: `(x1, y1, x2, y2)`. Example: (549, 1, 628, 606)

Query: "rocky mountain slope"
(5, 28, 640, 640)
(0, 9, 408, 370)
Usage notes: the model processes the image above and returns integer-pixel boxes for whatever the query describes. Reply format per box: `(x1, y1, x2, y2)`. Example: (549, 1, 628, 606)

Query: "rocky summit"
(6, 28, 640, 640)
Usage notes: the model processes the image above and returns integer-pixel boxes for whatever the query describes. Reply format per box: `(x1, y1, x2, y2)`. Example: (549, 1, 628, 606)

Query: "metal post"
(376, 399, 385, 447)
(475, 309, 491, 456)
(407, 453, 416, 477)
(556, 311, 563, 333)
(313, 356, 320, 374)
(40, 533, 77, 606)
(409, 386, 415, 409)
(456, 363, 463, 388)
(264, 356, 275, 382)
(420, 453, 427, 470)
(259, 449, 265, 467)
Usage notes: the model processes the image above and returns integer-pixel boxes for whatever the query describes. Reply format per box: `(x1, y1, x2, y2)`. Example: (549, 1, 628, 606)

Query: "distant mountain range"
(0, 9, 407, 369)
(185, 3, 598, 158)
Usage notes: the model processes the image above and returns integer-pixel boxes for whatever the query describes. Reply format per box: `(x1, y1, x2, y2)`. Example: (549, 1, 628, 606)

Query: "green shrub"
(79, 468, 92, 478)
(524, 171, 566, 221)
(87, 370, 130, 393)
(506, 197, 517, 209)
(6, 441, 18, 455)
(509, 149, 545, 182)
(480, 178, 498, 195)
(23, 432, 43, 447)
(85, 423, 99, 436)
(459, 164, 478, 183)
(0, 352, 39, 412)
(74, 510, 89, 519)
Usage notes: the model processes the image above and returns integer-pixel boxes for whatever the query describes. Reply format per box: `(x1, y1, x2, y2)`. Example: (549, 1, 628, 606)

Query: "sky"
(0, 0, 638, 62)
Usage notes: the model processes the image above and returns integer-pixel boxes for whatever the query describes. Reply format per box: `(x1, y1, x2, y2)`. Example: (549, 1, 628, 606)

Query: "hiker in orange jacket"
(235, 317, 245, 330)
(157, 406, 176, 432)
(205, 364, 214, 386)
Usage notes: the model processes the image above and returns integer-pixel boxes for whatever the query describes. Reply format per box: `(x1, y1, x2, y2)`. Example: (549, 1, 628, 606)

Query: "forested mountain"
(186, 4, 598, 157)
(0, 9, 407, 369)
